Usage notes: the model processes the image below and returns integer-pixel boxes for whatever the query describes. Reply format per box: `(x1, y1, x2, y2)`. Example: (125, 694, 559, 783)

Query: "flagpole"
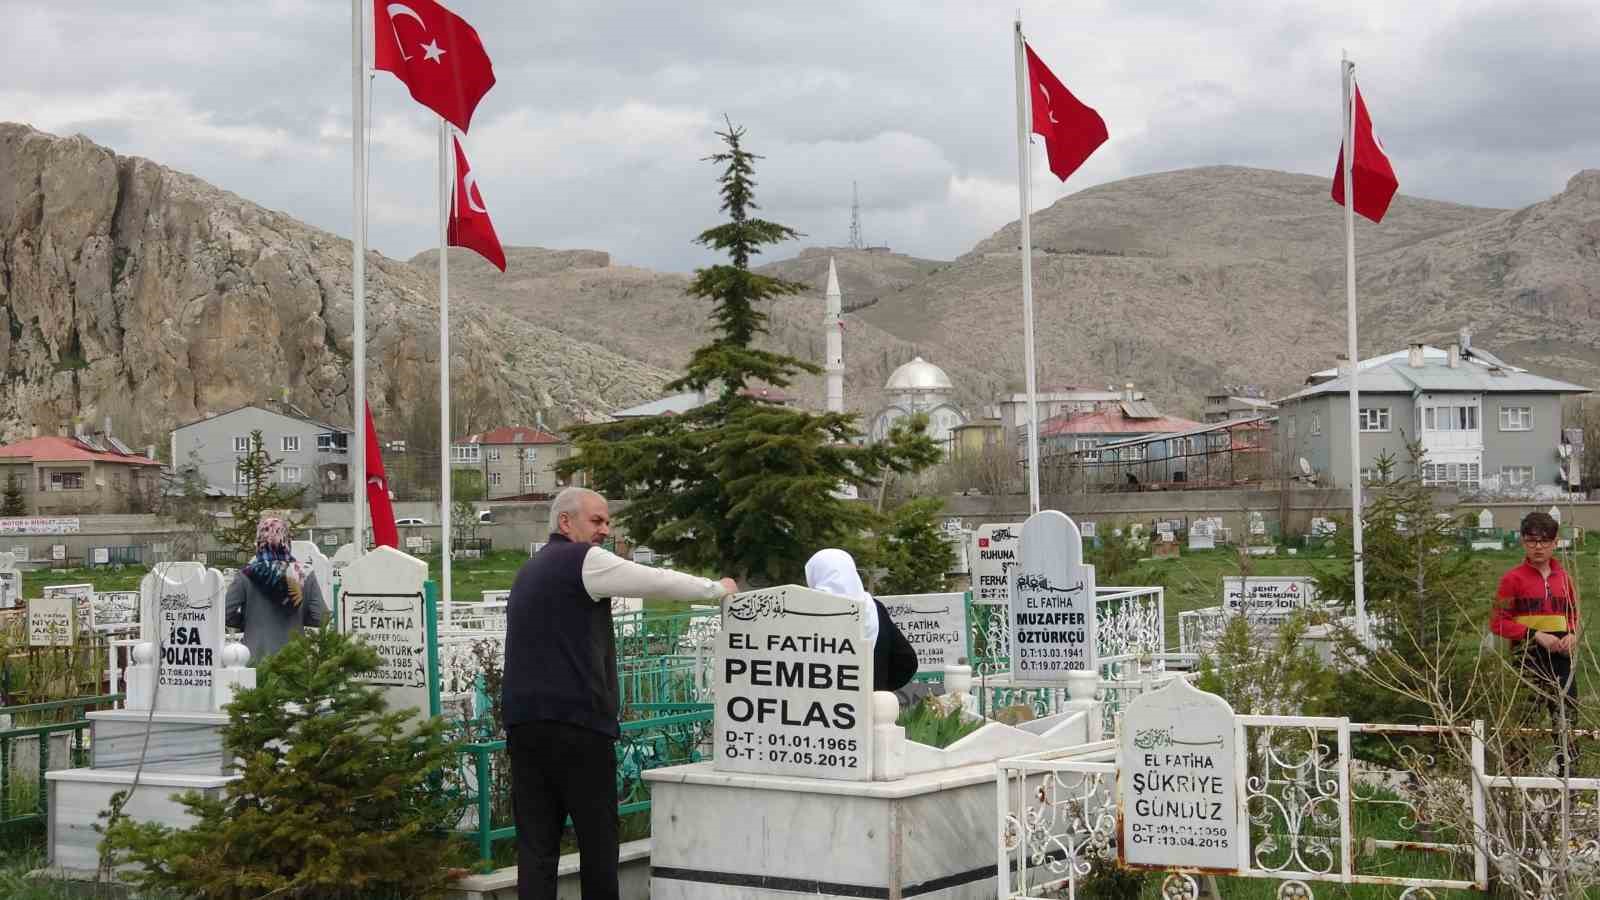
(351, 0, 368, 555)
(438, 119, 454, 629)
(1342, 52, 1368, 641)
(1014, 18, 1042, 516)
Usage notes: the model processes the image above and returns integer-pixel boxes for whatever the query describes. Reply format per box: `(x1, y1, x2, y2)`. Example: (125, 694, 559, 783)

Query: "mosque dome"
(884, 356, 954, 392)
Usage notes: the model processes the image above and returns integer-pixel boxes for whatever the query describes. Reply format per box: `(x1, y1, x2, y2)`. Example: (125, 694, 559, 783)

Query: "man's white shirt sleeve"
(581, 547, 727, 602)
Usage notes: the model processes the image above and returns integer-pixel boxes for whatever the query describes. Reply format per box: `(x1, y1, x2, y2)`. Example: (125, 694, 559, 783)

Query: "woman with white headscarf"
(804, 549, 918, 692)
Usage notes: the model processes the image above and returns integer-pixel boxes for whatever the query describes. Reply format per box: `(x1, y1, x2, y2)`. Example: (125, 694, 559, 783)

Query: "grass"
(898, 697, 984, 748)
(21, 565, 149, 598)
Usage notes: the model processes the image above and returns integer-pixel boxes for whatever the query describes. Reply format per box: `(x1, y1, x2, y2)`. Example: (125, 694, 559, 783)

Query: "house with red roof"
(1038, 400, 1202, 462)
(0, 432, 162, 515)
(451, 425, 573, 499)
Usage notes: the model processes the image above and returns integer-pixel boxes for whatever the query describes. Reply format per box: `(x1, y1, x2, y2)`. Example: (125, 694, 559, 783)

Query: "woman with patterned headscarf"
(225, 515, 326, 663)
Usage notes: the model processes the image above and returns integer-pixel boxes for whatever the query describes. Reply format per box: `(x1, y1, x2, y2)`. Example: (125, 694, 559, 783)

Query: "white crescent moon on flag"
(1036, 84, 1059, 123)
(463, 170, 489, 214)
(385, 3, 428, 62)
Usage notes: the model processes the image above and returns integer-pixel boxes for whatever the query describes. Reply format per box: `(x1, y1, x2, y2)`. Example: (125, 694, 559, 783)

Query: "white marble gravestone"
(1188, 519, 1215, 550)
(132, 563, 231, 712)
(0, 551, 19, 609)
(1479, 508, 1495, 530)
(1009, 510, 1097, 680)
(338, 546, 432, 716)
(878, 592, 966, 674)
(715, 584, 873, 782)
(1248, 511, 1267, 536)
(1222, 577, 1318, 629)
(10, 545, 26, 562)
(291, 539, 333, 606)
(330, 542, 358, 599)
(1550, 505, 1562, 524)
(93, 590, 141, 632)
(42, 583, 94, 635)
(51, 544, 65, 561)
(1119, 677, 1240, 871)
(28, 596, 74, 647)
(971, 523, 1022, 606)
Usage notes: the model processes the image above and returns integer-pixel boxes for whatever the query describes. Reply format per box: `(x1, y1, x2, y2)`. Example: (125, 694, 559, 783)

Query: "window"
(523, 447, 538, 461)
(451, 444, 480, 464)
(281, 435, 300, 453)
(48, 472, 84, 491)
(523, 470, 536, 487)
(1359, 468, 1381, 484)
(233, 436, 250, 452)
(1074, 439, 1100, 462)
(1359, 407, 1390, 432)
(1309, 414, 1322, 436)
(234, 464, 249, 485)
(280, 465, 302, 484)
(487, 448, 502, 461)
(1423, 404, 1478, 431)
(1500, 465, 1535, 487)
(1499, 406, 1532, 431)
(1286, 416, 1296, 439)
(488, 471, 502, 486)
(1421, 462, 1480, 489)
(317, 433, 334, 451)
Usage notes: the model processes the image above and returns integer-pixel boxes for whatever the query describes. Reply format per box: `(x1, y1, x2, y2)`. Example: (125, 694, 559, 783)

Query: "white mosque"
(870, 356, 968, 451)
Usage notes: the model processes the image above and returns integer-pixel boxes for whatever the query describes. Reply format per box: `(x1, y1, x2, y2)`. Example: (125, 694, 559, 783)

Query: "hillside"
(0, 124, 672, 449)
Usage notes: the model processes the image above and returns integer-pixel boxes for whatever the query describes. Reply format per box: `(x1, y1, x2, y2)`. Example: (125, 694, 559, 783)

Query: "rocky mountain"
(5, 123, 1596, 454)
(0, 124, 672, 449)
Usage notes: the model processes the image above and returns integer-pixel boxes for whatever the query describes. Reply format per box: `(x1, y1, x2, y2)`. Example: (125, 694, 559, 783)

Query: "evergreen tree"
(1, 475, 24, 516)
(870, 497, 956, 595)
(99, 627, 465, 898)
(217, 430, 310, 556)
(558, 122, 939, 585)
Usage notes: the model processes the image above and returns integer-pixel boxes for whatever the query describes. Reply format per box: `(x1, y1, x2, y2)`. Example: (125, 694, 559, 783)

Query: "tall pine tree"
(559, 121, 940, 584)
(218, 430, 310, 556)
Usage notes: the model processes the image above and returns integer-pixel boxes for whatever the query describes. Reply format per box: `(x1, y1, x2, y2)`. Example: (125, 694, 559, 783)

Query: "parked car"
(395, 517, 427, 526)
(477, 509, 495, 524)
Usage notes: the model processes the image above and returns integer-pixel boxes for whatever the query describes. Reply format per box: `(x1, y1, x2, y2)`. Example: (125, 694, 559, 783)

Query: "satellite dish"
(327, 470, 339, 481)
(1298, 457, 1313, 476)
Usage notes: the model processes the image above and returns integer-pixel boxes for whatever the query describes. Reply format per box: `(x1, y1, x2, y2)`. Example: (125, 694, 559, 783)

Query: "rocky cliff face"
(0, 124, 671, 448)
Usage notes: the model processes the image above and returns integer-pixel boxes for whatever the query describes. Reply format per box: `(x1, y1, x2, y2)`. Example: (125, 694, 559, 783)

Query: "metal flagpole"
(1342, 52, 1368, 640)
(351, 0, 368, 554)
(438, 119, 454, 628)
(1014, 17, 1043, 516)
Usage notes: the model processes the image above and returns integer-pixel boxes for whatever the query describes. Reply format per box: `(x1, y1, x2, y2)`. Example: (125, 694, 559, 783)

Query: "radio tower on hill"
(848, 181, 864, 250)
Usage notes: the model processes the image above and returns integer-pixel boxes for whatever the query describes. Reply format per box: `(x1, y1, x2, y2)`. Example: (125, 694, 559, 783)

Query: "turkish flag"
(373, 0, 496, 133)
(448, 135, 506, 271)
(1331, 85, 1399, 224)
(1025, 43, 1108, 183)
(364, 402, 400, 549)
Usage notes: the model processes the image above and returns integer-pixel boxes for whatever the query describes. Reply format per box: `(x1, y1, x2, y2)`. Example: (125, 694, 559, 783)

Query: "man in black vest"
(505, 487, 736, 900)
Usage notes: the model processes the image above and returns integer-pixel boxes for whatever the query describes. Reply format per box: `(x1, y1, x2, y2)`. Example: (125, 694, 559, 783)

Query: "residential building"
(1275, 336, 1588, 492)
(170, 403, 352, 498)
(611, 385, 798, 419)
(1076, 417, 1273, 488)
(998, 385, 1143, 447)
(1038, 400, 1201, 462)
(0, 430, 162, 514)
(1203, 393, 1277, 423)
(451, 426, 573, 499)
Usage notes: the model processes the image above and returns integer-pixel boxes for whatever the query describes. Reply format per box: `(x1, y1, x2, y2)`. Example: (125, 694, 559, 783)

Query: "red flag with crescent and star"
(363, 402, 400, 549)
(448, 135, 506, 271)
(1331, 84, 1399, 224)
(373, 0, 496, 132)
(1025, 43, 1108, 183)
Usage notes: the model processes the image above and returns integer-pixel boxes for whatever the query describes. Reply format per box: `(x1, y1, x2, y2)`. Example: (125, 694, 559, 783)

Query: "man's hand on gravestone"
(718, 578, 739, 596)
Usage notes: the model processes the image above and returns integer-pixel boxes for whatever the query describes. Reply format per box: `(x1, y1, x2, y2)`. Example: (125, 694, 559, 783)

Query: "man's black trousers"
(509, 720, 619, 900)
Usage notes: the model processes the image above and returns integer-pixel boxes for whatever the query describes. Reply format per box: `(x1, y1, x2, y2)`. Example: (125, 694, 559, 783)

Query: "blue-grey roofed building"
(1275, 332, 1588, 493)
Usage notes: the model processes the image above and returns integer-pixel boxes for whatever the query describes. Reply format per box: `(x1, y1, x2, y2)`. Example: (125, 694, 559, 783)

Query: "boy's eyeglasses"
(1522, 537, 1557, 547)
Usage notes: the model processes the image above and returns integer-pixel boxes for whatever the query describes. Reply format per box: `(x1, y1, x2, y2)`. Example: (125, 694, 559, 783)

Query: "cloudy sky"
(4, 0, 1597, 272)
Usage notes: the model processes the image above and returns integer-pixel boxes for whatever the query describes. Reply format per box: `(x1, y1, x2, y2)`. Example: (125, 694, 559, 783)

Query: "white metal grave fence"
(970, 586, 1168, 723)
(998, 717, 1519, 900)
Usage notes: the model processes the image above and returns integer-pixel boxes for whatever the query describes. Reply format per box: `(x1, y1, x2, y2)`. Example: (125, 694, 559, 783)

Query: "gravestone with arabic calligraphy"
(338, 546, 431, 716)
(42, 583, 95, 635)
(878, 592, 965, 674)
(715, 585, 873, 782)
(970, 523, 1021, 606)
(1119, 677, 1239, 870)
(140, 563, 226, 712)
(93, 590, 141, 631)
(1008, 510, 1097, 680)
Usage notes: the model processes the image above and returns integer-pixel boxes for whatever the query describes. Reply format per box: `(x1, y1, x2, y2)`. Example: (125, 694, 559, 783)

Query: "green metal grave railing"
(452, 707, 714, 868)
(0, 693, 122, 830)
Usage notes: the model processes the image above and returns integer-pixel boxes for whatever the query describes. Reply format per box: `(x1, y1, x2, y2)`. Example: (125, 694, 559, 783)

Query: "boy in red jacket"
(1490, 511, 1579, 772)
